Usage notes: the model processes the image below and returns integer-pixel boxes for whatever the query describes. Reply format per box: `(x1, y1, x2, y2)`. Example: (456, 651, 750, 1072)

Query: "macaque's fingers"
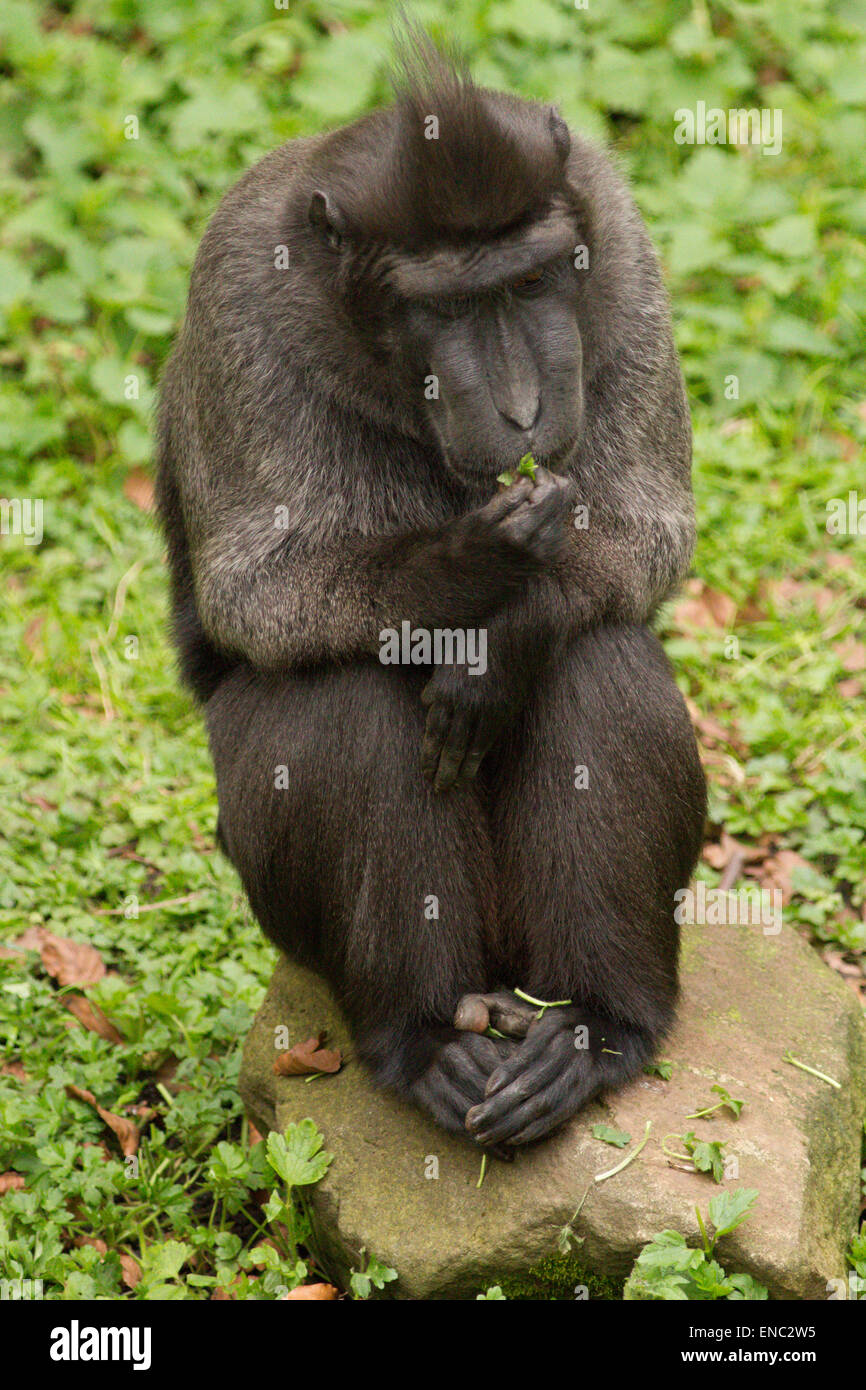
(469, 1088, 554, 1146)
(451, 699, 516, 789)
(466, 1032, 583, 1144)
(413, 1036, 518, 1159)
(412, 1036, 492, 1130)
(433, 707, 474, 791)
(483, 1016, 556, 1097)
(484, 1030, 574, 1110)
(459, 1030, 519, 1070)
(484, 1071, 585, 1148)
(531, 466, 577, 508)
(504, 1090, 580, 1147)
(476, 477, 533, 522)
(420, 699, 451, 782)
(414, 1070, 513, 1160)
(412, 1068, 475, 1133)
(498, 483, 573, 562)
(449, 715, 490, 788)
(437, 1038, 495, 1097)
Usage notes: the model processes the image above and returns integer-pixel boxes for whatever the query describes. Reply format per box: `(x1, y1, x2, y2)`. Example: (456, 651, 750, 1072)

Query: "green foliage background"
(1, 0, 864, 1299)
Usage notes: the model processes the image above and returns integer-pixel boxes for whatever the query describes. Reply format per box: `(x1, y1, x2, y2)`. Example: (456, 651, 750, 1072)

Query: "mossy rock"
(240, 920, 866, 1299)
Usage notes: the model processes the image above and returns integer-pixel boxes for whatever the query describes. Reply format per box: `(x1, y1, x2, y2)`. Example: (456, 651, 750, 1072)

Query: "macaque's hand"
(422, 469, 574, 791)
(421, 660, 522, 792)
(460, 467, 576, 568)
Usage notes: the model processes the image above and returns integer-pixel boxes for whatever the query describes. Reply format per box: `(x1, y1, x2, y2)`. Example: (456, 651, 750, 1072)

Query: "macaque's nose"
(496, 390, 541, 433)
(487, 311, 541, 433)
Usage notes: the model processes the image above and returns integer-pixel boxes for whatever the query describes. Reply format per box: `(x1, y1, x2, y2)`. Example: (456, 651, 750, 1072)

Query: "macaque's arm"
(187, 477, 567, 672)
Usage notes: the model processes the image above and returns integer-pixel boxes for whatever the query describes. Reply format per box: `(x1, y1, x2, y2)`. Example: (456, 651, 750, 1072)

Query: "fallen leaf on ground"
(62, 995, 124, 1044)
(672, 580, 737, 632)
(282, 1283, 339, 1300)
(2, 926, 49, 956)
(702, 830, 770, 871)
(825, 552, 855, 571)
(685, 700, 748, 757)
(0, 1173, 26, 1193)
(822, 949, 864, 981)
(768, 578, 837, 616)
(40, 932, 105, 988)
(65, 1084, 140, 1155)
(746, 849, 812, 905)
(120, 1255, 142, 1289)
(273, 1033, 342, 1077)
(834, 638, 866, 673)
(128, 1103, 156, 1123)
(74, 1235, 108, 1255)
(123, 468, 154, 511)
(73, 1235, 142, 1288)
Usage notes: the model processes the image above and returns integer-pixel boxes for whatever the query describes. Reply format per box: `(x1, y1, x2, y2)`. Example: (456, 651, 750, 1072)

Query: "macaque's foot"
(409, 1030, 520, 1158)
(453, 990, 541, 1039)
(465, 1008, 649, 1148)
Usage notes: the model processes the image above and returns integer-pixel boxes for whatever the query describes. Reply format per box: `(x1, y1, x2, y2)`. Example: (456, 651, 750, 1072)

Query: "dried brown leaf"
(273, 1033, 342, 1077)
(121, 1255, 142, 1288)
(6, 926, 49, 953)
(835, 638, 866, 673)
(282, 1283, 339, 1300)
(74, 1234, 108, 1255)
(123, 468, 154, 511)
(65, 1083, 140, 1155)
(63, 994, 124, 1045)
(747, 849, 812, 906)
(41, 932, 105, 988)
(672, 580, 737, 632)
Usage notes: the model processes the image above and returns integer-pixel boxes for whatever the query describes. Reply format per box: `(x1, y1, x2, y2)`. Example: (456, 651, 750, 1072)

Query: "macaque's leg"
(466, 624, 706, 1147)
(206, 662, 515, 1136)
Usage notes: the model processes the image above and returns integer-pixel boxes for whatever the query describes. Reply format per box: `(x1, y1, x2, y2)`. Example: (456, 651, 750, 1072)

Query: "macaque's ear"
(548, 106, 571, 163)
(309, 190, 346, 250)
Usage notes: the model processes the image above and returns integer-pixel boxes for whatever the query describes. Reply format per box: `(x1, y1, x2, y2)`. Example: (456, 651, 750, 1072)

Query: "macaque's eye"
(511, 268, 547, 294)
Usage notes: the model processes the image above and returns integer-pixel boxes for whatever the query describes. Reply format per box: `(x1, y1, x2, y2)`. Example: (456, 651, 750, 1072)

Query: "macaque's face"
(388, 231, 583, 481)
(307, 90, 582, 479)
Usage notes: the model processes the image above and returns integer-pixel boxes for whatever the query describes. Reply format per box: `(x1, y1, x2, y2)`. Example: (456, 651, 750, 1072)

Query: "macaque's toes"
(454, 994, 490, 1033)
(453, 990, 539, 1039)
(484, 991, 540, 1039)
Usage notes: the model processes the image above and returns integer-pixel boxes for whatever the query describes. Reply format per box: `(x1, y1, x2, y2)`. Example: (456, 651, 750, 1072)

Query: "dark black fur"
(156, 36, 706, 1148)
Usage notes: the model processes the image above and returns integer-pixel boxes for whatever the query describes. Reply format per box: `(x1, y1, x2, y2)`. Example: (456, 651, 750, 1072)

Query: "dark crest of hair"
(321, 27, 571, 250)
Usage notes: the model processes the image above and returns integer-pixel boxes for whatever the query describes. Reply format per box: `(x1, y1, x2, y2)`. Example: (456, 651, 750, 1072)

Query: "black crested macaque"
(156, 37, 706, 1152)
